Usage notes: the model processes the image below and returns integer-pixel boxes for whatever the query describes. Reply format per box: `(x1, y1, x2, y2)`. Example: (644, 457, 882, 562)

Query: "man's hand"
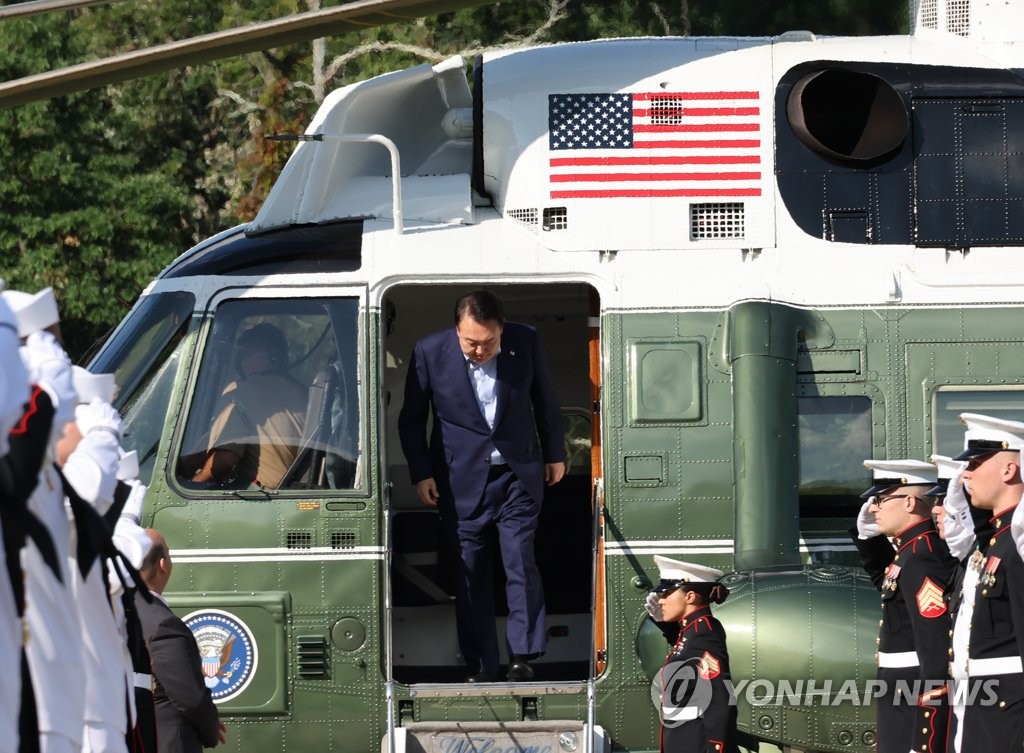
(217, 722, 228, 746)
(856, 498, 880, 539)
(416, 478, 440, 507)
(644, 591, 664, 621)
(544, 461, 566, 486)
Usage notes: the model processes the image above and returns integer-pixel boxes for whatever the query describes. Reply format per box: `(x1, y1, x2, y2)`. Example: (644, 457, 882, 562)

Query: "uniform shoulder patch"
(916, 577, 947, 619)
(698, 651, 721, 680)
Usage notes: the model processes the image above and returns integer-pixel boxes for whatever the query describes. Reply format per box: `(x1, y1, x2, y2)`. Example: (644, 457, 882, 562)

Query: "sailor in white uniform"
(0, 285, 32, 753)
(4, 286, 85, 753)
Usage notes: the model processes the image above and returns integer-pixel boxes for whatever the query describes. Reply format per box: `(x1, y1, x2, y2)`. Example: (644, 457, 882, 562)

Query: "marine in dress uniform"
(945, 414, 1024, 753)
(851, 459, 957, 753)
(4, 286, 86, 753)
(644, 556, 738, 753)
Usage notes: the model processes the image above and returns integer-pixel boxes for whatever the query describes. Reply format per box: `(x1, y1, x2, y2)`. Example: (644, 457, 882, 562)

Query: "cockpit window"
(177, 297, 361, 492)
(90, 291, 195, 485)
(797, 395, 872, 518)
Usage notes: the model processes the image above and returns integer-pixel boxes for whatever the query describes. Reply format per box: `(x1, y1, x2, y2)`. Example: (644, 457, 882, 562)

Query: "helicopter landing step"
(386, 722, 610, 753)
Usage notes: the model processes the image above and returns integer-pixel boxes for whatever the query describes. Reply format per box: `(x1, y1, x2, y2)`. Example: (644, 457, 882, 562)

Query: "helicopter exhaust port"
(786, 68, 908, 164)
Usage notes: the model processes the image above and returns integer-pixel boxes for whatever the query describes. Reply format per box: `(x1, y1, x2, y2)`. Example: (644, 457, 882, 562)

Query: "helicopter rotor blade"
(0, 0, 126, 22)
(0, 0, 491, 109)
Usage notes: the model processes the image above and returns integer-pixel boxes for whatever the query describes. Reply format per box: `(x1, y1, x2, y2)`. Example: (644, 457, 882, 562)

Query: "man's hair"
(236, 322, 289, 370)
(140, 536, 169, 582)
(454, 290, 504, 327)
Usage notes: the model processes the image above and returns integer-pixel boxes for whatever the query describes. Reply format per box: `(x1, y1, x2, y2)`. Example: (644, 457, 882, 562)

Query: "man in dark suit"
(134, 530, 225, 753)
(398, 290, 566, 682)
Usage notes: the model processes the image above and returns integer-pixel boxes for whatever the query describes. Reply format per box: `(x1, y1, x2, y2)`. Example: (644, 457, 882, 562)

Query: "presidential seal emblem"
(183, 609, 258, 703)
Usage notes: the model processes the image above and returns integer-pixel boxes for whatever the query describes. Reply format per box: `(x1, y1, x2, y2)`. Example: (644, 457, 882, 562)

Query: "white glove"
(943, 469, 975, 560)
(74, 398, 122, 441)
(644, 591, 664, 621)
(856, 498, 881, 539)
(121, 480, 147, 525)
(1011, 495, 1024, 561)
(20, 331, 76, 425)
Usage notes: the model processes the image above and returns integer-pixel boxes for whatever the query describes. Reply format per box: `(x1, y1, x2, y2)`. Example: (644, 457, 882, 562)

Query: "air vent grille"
(507, 208, 539, 233)
(285, 530, 313, 549)
(331, 531, 358, 549)
(690, 202, 745, 240)
(948, 0, 970, 35)
(649, 96, 685, 125)
(543, 207, 568, 231)
(297, 635, 329, 679)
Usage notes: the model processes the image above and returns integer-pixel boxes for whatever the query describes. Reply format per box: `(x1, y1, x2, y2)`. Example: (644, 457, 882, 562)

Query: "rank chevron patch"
(699, 651, 721, 680)
(916, 577, 947, 618)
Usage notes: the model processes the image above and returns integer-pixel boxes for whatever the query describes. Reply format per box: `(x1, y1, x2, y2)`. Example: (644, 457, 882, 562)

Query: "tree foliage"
(0, 0, 907, 358)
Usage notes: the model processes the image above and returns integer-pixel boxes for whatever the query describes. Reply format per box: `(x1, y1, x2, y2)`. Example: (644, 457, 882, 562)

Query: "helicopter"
(80, 0, 1024, 751)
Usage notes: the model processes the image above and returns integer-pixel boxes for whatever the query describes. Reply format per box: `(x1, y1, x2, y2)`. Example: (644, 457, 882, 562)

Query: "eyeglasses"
(653, 584, 684, 597)
(874, 493, 915, 506)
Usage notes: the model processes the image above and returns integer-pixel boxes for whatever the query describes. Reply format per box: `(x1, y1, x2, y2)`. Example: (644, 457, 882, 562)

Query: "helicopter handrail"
(266, 132, 404, 234)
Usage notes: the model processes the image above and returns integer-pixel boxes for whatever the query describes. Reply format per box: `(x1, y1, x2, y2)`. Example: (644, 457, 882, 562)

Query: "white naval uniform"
(1, 303, 30, 753)
(0, 521, 20, 753)
(24, 462, 86, 753)
(64, 429, 131, 753)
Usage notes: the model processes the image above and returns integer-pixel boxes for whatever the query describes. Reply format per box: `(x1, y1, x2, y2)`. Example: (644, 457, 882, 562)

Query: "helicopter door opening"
(382, 283, 599, 684)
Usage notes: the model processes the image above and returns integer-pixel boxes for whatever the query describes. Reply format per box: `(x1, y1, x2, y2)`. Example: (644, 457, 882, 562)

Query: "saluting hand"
(855, 498, 880, 539)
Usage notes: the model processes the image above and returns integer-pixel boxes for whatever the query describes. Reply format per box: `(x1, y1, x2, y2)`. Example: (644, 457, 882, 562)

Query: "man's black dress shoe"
(465, 672, 494, 683)
(506, 656, 535, 682)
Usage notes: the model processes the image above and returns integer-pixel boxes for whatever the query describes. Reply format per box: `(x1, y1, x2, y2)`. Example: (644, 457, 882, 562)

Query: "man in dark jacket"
(398, 290, 566, 682)
(135, 530, 225, 753)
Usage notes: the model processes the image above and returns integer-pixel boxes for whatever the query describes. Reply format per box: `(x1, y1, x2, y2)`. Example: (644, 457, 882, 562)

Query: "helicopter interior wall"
(382, 282, 595, 682)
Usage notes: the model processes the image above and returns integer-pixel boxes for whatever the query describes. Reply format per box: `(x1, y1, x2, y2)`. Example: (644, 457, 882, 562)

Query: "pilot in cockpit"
(190, 323, 306, 489)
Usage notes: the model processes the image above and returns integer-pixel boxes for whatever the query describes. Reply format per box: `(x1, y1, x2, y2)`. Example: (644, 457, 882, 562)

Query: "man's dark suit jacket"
(134, 592, 220, 753)
(398, 321, 565, 518)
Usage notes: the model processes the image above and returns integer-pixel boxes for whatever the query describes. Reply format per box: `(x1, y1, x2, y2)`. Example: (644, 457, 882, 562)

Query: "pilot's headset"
(234, 323, 289, 378)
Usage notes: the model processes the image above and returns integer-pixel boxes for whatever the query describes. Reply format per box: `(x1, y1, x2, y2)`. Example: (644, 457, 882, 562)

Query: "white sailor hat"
(0, 287, 59, 338)
(72, 365, 116, 405)
(925, 454, 966, 497)
(955, 413, 1024, 460)
(117, 449, 140, 482)
(861, 458, 937, 498)
(0, 290, 30, 453)
(653, 555, 724, 594)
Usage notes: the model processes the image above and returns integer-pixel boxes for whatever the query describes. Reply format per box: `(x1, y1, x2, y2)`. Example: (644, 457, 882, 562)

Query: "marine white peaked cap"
(654, 555, 724, 584)
(72, 365, 116, 404)
(861, 458, 937, 497)
(956, 413, 1024, 459)
(929, 454, 966, 481)
(925, 454, 966, 497)
(1, 287, 59, 337)
(117, 449, 140, 481)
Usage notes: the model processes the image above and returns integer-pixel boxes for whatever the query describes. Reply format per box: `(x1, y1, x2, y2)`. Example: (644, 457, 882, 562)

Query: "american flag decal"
(547, 91, 762, 199)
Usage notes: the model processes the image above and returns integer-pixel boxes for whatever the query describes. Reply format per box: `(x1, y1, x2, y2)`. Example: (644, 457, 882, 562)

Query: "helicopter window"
(797, 395, 872, 518)
(177, 297, 361, 492)
(89, 291, 196, 485)
(933, 388, 1024, 458)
